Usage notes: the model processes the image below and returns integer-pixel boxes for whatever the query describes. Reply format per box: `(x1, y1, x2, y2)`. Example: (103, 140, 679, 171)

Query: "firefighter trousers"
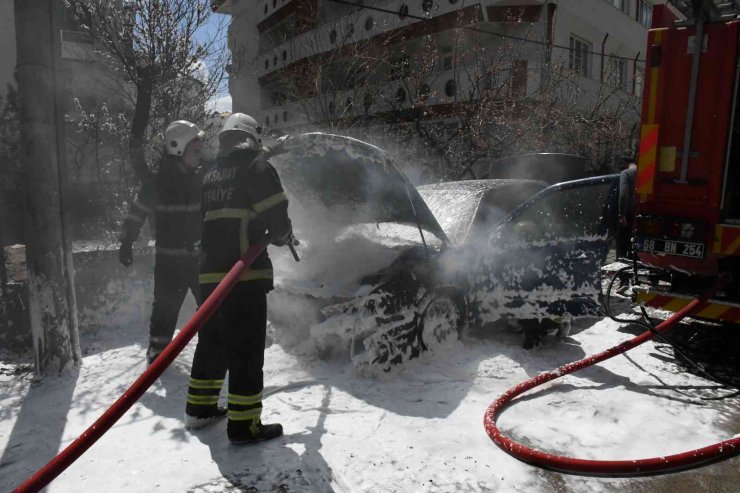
(149, 253, 200, 351)
(186, 284, 267, 433)
(616, 214, 635, 260)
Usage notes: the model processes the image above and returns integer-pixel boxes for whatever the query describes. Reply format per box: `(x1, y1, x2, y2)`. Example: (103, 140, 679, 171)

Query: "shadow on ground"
(187, 383, 343, 492)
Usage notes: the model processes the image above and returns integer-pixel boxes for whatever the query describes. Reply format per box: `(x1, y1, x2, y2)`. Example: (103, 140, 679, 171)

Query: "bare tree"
(65, 99, 134, 240)
(375, 18, 642, 180)
(65, 0, 228, 182)
(265, 7, 641, 180)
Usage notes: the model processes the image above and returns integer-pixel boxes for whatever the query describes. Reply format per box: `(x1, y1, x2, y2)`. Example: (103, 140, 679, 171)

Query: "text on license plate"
(636, 238, 705, 258)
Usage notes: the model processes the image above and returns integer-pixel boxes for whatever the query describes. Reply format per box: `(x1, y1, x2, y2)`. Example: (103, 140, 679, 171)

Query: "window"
(422, 0, 434, 13)
(569, 36, 591, 77)
(445, 79, 456, 97)
(510, 60, 528, 97)
(330, 29, 337, 44)
(634, 66, 644, 96)
(399, 4, 409, 19)
(611, 0, 629, 16)
(441, 46, 453, 70)
(396, 87, 407, 102)
(636, 0, 653, 28)
(365, 16, 374, 31)
(608, 58, 627, 91)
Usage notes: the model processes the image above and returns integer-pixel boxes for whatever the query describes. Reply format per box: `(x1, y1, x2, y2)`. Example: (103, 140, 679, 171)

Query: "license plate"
(635, 238, 705, 258)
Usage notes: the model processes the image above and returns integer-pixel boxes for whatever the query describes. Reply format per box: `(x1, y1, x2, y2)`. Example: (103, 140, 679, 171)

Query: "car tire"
(418, 288, 466, 353)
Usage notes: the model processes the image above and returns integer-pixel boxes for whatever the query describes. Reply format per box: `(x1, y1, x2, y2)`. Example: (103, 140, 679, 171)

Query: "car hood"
(268, 132, 448, 243)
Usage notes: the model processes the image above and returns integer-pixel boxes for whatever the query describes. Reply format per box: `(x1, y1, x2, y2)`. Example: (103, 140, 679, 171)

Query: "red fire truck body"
(634, 1, 740, 320)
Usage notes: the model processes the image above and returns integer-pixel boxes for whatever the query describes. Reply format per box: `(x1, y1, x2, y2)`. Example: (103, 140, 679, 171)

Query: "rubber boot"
(184, 407, 227, 430)
(228, 421, 283, 445)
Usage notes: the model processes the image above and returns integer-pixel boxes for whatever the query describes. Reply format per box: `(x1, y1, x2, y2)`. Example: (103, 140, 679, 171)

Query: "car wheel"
(418, 289, 465, 353)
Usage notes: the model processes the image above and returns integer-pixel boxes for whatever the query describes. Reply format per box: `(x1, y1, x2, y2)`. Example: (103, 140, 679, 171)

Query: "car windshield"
(417, 188, 482, 244)
(419, 180, 547, 244)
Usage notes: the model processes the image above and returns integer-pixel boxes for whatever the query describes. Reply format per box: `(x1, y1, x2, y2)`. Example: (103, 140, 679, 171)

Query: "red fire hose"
(13, 242, 268, 493)
(484, 274, 740, 476)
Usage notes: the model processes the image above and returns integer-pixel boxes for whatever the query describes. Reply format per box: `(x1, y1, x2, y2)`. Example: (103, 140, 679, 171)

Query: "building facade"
(217, 0, 679, 135)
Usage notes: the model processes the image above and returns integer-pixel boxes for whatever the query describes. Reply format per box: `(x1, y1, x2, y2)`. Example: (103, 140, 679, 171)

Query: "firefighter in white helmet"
(184, 112, 292, 443)
(118, 120, 206, 364)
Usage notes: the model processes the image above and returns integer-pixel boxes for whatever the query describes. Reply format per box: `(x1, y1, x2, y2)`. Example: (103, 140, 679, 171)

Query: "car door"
(469, 176, 618, 322)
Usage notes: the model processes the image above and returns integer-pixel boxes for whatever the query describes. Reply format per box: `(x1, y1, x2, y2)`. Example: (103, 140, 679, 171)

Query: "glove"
(269, 222, 293, 247)
(118, 242, 133, 267)
(270, 233, 290, 247)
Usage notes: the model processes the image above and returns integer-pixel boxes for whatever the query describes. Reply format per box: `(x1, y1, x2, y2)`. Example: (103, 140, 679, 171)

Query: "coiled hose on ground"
(484, 273, 740, 476)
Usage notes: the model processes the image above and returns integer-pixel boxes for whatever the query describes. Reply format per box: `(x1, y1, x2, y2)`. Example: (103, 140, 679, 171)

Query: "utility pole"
(14, 0, 81, 374)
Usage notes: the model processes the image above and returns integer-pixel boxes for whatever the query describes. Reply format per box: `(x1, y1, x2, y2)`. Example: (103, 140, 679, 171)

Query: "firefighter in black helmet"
(184, 112, 292, 444)
(118, 120, 205, 365)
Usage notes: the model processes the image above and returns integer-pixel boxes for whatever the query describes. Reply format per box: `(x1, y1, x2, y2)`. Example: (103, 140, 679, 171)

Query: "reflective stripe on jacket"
(120, 155, 203, 254)
(199, 148, 291, 290)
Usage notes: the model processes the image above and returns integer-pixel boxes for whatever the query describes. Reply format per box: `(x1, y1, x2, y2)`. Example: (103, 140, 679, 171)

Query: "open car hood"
(268, 133, 448, 243)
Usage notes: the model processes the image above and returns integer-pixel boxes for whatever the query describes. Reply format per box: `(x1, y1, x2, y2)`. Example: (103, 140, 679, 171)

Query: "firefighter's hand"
(118, 242, 133, 267)
(291, 234, 300, 246)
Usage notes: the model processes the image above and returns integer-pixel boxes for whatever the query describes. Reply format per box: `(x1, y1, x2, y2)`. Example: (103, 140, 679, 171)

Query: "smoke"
(265, 133, 443, 360)
(264, 133, 614, 374)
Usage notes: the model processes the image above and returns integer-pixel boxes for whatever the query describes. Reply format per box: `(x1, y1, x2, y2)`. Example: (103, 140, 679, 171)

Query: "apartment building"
(215, 0, 679, 134)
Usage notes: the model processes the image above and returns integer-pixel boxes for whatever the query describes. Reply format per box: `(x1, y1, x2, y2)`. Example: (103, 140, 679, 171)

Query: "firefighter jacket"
(199, 147, 291, 291)
(120, 155, 203, 258)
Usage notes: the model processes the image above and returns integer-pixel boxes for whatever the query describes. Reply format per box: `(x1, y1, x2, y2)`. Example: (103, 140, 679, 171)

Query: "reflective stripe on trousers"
(228, 391, 262, 422)
(186, 377, 225, 408)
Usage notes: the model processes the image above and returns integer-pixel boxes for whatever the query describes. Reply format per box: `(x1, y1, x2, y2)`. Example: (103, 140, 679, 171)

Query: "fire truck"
(632, 0, 740, 322)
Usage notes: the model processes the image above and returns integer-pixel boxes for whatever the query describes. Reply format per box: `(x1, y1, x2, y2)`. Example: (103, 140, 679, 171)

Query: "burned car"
(266, 133, 618, 372)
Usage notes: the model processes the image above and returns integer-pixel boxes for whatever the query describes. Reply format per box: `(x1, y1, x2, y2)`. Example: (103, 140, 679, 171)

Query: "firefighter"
(617, 160, 638, 260)
(184, 113, 292, 444)
(118, 120, 205, 364)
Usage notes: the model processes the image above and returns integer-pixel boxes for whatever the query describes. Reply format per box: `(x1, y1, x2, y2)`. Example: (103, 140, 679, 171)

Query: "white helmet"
(164, 120, 205, 156)
(219, 112, 262, 149)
